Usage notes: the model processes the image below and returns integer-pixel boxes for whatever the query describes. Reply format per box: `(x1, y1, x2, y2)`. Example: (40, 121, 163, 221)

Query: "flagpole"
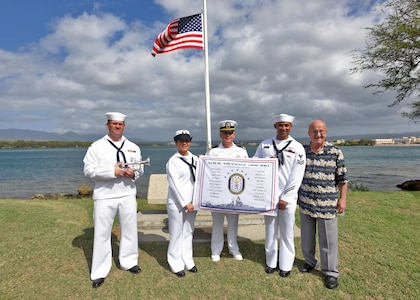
(202, 0, 212, 150)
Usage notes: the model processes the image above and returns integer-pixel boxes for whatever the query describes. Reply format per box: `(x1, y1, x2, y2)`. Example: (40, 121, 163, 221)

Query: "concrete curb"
(137, 210, 301, 243)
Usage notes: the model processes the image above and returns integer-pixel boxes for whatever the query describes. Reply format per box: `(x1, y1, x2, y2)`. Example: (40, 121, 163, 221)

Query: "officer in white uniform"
(253, 113, 306, 277)
(83, 112, 144, 288)
(206, 120, 249, 261)
(166, 130, 198, 277)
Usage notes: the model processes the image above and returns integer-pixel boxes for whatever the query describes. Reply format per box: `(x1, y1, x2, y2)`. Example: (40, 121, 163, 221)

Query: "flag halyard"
(151, 13, 203, 56)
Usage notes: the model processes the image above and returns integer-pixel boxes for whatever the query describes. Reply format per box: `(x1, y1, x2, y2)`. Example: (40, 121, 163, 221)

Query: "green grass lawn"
(0, 191, 419, 299)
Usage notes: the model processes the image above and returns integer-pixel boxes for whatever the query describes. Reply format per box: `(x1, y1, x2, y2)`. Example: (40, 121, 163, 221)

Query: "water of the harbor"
(0, 145, 419, 199)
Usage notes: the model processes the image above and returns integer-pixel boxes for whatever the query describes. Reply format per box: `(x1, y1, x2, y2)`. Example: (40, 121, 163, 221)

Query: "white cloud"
(0, 0, 417, 142)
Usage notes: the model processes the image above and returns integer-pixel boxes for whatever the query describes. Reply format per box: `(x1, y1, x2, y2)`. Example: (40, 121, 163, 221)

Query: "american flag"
(151, 13, 203, 57)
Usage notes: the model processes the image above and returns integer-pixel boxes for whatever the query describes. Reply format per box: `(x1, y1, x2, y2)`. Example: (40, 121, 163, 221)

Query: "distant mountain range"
(0, 128, 418, 143)
(0, 128, 101, 142)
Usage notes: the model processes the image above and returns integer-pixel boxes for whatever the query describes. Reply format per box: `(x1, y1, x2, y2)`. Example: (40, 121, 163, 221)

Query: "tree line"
(337, 139, 376, 146)
(0, 140, 169, 148)
(0, 139, 376, 149)
(0, 140, 92, 149)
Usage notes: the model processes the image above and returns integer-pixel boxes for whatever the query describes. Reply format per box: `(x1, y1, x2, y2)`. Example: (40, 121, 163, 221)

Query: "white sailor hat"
(106, 112, 127, 121)
(273, 113, 294, 124)
(174, 129, 192, 142)
(218, 120, 237, 132)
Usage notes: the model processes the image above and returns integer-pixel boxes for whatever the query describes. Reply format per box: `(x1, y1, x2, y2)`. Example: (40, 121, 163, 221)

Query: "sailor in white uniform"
(206, 120, 249, 261)
(166, 130, 198, 277)
(253, 113, 306, 277)
(83, 112, 144, 288)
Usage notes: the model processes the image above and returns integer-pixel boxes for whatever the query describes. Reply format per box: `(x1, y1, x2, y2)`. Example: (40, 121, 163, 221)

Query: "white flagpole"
(202, 0, 212, 150)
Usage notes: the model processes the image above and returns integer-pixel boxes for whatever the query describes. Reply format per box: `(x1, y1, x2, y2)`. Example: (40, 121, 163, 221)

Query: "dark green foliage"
(352, 0, 420, 122)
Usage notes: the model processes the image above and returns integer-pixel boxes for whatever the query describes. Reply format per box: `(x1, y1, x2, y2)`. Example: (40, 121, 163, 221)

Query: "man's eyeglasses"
(310, 130, 325, 135)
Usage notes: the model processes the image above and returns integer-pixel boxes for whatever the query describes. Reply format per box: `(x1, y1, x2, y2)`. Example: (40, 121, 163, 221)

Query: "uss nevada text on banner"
(193, 156, 279, 215)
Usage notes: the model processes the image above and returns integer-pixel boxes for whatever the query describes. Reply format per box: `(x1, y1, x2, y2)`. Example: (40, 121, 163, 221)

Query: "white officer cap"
(273, 113, 294, 124)
(174, 130, 192, 142)
(106, 112, 127, 121)
(218, 120, 237, 132)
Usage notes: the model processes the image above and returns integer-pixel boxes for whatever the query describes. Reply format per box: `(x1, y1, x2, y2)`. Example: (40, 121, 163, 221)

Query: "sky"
(0, 0, 418, 143)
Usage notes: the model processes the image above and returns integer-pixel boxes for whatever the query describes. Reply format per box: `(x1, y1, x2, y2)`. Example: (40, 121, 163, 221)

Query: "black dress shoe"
(92, 278, 104, 288)
(325, 276, 338, 289)
(279, 270, 291, 277)
(299, 262, 315, 273)
(188, 266, 198, 273)
(174, 270, 185, 278)
(128, 265, 141, 274)
(265, 266, 276, 274)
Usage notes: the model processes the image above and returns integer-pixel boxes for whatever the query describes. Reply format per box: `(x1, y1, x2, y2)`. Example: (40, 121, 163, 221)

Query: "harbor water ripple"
(0, 145, 419, 199)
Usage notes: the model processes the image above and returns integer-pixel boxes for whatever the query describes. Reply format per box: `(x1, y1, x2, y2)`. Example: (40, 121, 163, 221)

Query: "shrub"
(348, 181, 370, 191)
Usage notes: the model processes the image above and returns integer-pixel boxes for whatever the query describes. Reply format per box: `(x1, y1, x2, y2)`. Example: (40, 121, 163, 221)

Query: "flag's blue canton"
(179, 15, 202, 34)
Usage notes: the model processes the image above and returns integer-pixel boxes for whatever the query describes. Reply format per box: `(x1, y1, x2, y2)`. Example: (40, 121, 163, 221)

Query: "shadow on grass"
(138, 229, 268, 273)
(74, 227, 314, 278)
(72, 228, 121, 273)
(290, 257, 326, 280)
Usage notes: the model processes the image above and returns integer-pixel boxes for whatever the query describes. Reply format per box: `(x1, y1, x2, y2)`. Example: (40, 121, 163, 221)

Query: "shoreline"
(1, 139, 419, 149)
(5, 177, 420, 200)
(372, 144, 420, 146)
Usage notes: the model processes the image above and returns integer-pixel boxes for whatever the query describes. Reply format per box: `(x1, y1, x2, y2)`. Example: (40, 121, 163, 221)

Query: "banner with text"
(193, 156, 278, 215)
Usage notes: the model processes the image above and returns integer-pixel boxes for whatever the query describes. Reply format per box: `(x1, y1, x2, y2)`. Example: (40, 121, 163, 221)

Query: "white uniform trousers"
(300, 212, 339, 277)
(90, 195, 139, 280)
(211, 212, 240, 256)
(167, 202, 197, 273)
(264, 203, 297, 271)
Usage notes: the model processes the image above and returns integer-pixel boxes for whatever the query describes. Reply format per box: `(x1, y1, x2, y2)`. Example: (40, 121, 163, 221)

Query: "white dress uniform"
(166, 151, 198, 273)
(206, 142, 249, 259)
(253, 135, 305, 272)
(84, 134, 143, 280)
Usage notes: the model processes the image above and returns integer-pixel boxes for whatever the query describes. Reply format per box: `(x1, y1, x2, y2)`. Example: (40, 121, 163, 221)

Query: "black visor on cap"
(174, 134, 192, 142)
